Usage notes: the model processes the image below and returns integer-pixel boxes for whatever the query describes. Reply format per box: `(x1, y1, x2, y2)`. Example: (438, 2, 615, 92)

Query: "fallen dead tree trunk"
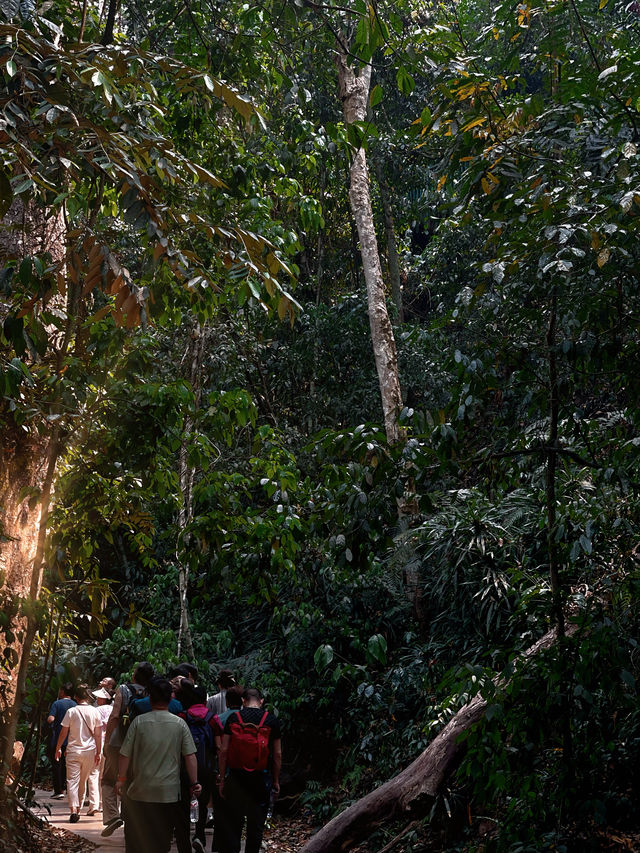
(300, 625, 572, 853)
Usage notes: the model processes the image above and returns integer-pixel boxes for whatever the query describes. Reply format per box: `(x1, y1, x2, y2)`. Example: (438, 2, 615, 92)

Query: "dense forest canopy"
(0, 0, 639, 850)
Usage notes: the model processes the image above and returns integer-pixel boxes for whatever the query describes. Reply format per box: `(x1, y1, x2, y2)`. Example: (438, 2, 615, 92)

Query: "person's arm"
(184, 753, 202, 797)
(114, 753, 129, 795)
(271, 739, 282, 796)
(94, 721, 103, 765)
(104, 687, 123, 743)
(217, 733, 230, 798)
(47, 713, 55, 726)
(54, 725, 69, 760)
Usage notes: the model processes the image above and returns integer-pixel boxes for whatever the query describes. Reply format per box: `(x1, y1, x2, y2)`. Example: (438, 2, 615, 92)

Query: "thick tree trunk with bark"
(0, 200, 65, 805)
(300, 626, 569, 853)
(0, 427, 59, 796)
(336, 53, 403, 444)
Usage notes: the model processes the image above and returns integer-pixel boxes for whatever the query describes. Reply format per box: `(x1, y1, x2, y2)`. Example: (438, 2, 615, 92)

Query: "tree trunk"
(545, 284, 573, 776)
(0, 427, 59, 795)
(0, 199, 65, 808)
(176, 320, 206, 661)
(336, 52, 403, 444)
(546, 285, 563, 637)
(373, 158, 404, 324)
(101, 0, 120, 45)
(299, 625, 570, 853)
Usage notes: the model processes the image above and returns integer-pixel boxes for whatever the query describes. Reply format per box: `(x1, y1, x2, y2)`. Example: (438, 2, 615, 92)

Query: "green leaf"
(314, 644, 334, 672)
(485, 703, 502, 721)
(579, 534, 592, 555)
(367, 633, 387, 665)
(19, 257, 32, 284)
(620, 669, 635, 688)
(369, 84, 383, 108)
(396, 66, 415, 96)
(0, 169, 13, 217)
(13, 178, 34, 195)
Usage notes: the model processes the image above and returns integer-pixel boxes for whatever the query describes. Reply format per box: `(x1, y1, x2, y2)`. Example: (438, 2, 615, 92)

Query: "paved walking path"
(32, 788, 126, 850)
(32, 788, 226, 851)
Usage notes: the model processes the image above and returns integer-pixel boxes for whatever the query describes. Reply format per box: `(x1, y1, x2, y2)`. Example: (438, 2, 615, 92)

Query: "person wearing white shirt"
(55, 684, 102, 823)
(92, 685, 114, 812)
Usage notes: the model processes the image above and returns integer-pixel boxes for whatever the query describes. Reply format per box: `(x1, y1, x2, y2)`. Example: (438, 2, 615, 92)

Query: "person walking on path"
(207, 670, 236, 716)
(47, 682, 75, 799)
(115, 676, 202, 853)
(210, 685, 243, 853)
(92, 685, 113, 811)
(54, 684, 102, 823)
(216, 686, 242, 728)
(101, 661, 154, 837)
(178, 682, 223, 853)
(216, 687, 282, 853)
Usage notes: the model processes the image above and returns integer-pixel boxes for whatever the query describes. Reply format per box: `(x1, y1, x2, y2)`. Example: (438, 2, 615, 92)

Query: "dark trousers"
(212, 782, 225, 852)
(174, 793, 191, 853)
(49, 740, 66, 795)
(217, 771, 269, 853)
(123, 797, 183, 853)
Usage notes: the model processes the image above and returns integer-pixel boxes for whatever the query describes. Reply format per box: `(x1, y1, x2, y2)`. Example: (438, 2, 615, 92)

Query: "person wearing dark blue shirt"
(47, 682, 76, 798)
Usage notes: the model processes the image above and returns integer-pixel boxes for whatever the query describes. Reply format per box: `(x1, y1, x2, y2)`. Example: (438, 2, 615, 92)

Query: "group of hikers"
(46, 662, 282, 853)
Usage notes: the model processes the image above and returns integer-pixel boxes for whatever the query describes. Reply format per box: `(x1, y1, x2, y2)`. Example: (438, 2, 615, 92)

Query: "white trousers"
(66, 749, 100, 811)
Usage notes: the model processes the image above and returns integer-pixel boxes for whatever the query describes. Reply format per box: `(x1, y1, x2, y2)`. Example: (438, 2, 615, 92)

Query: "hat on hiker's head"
(92, 687, 112, 700)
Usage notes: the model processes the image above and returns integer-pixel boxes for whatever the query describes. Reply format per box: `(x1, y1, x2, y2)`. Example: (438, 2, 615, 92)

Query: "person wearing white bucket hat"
(91, 684, 114, 815)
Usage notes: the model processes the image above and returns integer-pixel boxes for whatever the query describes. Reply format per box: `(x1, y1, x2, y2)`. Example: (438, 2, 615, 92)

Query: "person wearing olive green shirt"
(115, 677, 201, 853)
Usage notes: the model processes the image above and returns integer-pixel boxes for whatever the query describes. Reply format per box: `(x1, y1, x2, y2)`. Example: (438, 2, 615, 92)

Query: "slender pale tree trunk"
(545, 284, 574, 777)
(336, 52, 403, 444)
(176, 320, 206, 661)
(373, 159, 404, 324)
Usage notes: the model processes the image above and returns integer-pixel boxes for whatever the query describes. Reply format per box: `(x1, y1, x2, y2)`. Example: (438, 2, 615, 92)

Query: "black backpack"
(184, 710, 217, 777)
(118, 682, 147, 737)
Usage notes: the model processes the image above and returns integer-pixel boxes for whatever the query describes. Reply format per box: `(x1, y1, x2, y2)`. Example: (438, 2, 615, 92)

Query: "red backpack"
(227, 710, 270, 771)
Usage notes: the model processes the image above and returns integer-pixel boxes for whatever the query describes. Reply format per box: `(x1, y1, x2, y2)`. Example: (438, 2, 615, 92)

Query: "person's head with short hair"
(178, 662, 198, 683)
(180, 682, 207, 710)
(74, 684, 92, 703)
(148, 677, 172, 707)
(217, 669, 236, 690)
(60, 681, 74, 698)
(225, 685, 243, 710)
(99, 676, 116, 694)
(242, 687, 263, 708)
(169, 674, 185, 695)
(133, 661, 154, 688)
